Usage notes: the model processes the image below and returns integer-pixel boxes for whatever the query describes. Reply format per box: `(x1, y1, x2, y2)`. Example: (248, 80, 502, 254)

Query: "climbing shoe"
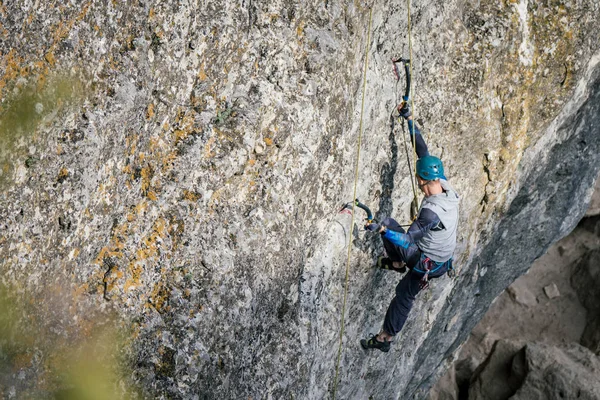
(377, 256, 407, 273)
(360, 335, 391, 353)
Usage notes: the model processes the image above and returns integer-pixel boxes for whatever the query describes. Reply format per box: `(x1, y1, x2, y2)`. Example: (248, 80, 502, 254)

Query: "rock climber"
(360, 104, 460, 353)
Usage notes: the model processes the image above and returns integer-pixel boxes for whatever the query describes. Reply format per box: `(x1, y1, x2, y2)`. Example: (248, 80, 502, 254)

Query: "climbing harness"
(414, 257, 455, 289)
(332, 7, 372, 400)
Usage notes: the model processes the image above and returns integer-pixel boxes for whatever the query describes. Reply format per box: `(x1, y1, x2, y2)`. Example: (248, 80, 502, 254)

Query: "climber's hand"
(365, 223, 381, 232)
(397, 101, 411, 119)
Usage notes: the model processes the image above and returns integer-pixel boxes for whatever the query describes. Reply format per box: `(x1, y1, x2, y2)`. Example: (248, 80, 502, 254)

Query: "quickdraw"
(419, 257, 433, 290)
(416, 257, 455, 288)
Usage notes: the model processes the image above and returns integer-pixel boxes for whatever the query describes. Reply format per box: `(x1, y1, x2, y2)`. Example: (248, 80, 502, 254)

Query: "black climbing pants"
(380, 218, 448, 336)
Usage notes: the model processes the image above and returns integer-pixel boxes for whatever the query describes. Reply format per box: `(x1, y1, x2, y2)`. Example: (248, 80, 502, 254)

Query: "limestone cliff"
(1, 0, 599, 398)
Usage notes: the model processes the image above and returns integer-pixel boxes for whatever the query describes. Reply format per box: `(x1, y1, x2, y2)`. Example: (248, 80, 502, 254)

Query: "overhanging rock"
(0, 0, 599, 398)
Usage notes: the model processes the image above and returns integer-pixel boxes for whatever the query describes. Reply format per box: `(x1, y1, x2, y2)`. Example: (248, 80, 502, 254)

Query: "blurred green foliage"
(0, 75, 84, 187)
(0, 285, 138, 399)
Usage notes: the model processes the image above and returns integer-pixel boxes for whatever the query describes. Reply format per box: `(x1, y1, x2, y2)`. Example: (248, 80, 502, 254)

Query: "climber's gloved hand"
(397, 99, 411, 119)
(365, 222, 381, 232)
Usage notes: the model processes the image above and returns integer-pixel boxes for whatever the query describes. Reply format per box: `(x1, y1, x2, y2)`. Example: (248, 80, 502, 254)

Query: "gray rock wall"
(429, 210, 600, 399)
(468, 340, 600, 400)
(1, 0, 600, 398)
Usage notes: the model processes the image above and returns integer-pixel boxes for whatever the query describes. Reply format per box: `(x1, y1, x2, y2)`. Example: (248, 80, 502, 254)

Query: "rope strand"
(406, 0, 419, 211)
(331, 7, 372, 400)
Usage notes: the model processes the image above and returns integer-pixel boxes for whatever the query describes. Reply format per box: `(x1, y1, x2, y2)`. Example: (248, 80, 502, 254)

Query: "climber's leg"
(381, 271, 423, 337)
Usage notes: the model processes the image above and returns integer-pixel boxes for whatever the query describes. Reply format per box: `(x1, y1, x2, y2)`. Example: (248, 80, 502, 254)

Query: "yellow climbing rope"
(332, 6, 372, 400)
(406, 0, 420, 215)
(332, 2, 420, 396)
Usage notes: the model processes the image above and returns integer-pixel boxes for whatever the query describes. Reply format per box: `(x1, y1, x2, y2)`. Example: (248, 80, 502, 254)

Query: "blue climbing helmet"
(416, 155, 444, 180)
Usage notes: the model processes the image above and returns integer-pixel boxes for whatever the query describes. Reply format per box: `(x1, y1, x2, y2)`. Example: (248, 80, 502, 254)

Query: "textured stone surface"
(585, 179, 600, 216)
(469, 340, 600, 400)
(514, 343, 600, 400)
(1, 0, 600, 398)
(430, 213, 600, 399)
(571, 245, 600, 355)
(468, 340, 525, 400)
(543, 282, 560, 299)
(507, 280, 538, 307)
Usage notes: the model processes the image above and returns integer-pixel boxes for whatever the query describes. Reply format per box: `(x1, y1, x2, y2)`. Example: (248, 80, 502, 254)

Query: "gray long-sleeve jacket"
(383, 179, 459, 262)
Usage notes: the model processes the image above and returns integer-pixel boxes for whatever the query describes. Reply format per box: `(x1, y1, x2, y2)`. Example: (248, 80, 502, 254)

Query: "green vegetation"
(0, 75, 84, 187)
(0, 285, 138, 399)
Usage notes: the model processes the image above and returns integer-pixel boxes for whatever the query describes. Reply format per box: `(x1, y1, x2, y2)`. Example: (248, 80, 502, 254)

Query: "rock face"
(1, 0, 600, 398)
(469, 340, 600, 400)
(468, 340, 526, 400)
(430, 209, 600, 399)
(572, 245, 600, 355)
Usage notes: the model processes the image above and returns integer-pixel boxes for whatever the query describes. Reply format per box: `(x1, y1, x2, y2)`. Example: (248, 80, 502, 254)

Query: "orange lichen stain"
(183, 190, 201, 202)
(135, 217, 167, 261)
(121, 164, 133, 176)
(93, 246, 123, 266)
(198, 63, 208, 81)
(51, 21, 71, 43)
(147, 190, 158, 201)
(173, 129, 187, 143)
(248, 159, 256, 166)
(160, 151, 177, 171)
(135, 200, 148, 216)
(264, 137, 273, 146)
(154, 218, 168, 237)
(0, 49, 25, 94)
(204, 136, 217, 158)
(94, 221, 129, 268)
(296, 20, 306, 38)
(71, 248, 80, 259)
(148, 7, 156, 19)
(123, 261, 142, 292)
(140, 166, 153, 195)
(148, 281, 170, 312)
(146, 103, 155, 119)
(57, 167, 69, 181)
(112, 225, 129, 249)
